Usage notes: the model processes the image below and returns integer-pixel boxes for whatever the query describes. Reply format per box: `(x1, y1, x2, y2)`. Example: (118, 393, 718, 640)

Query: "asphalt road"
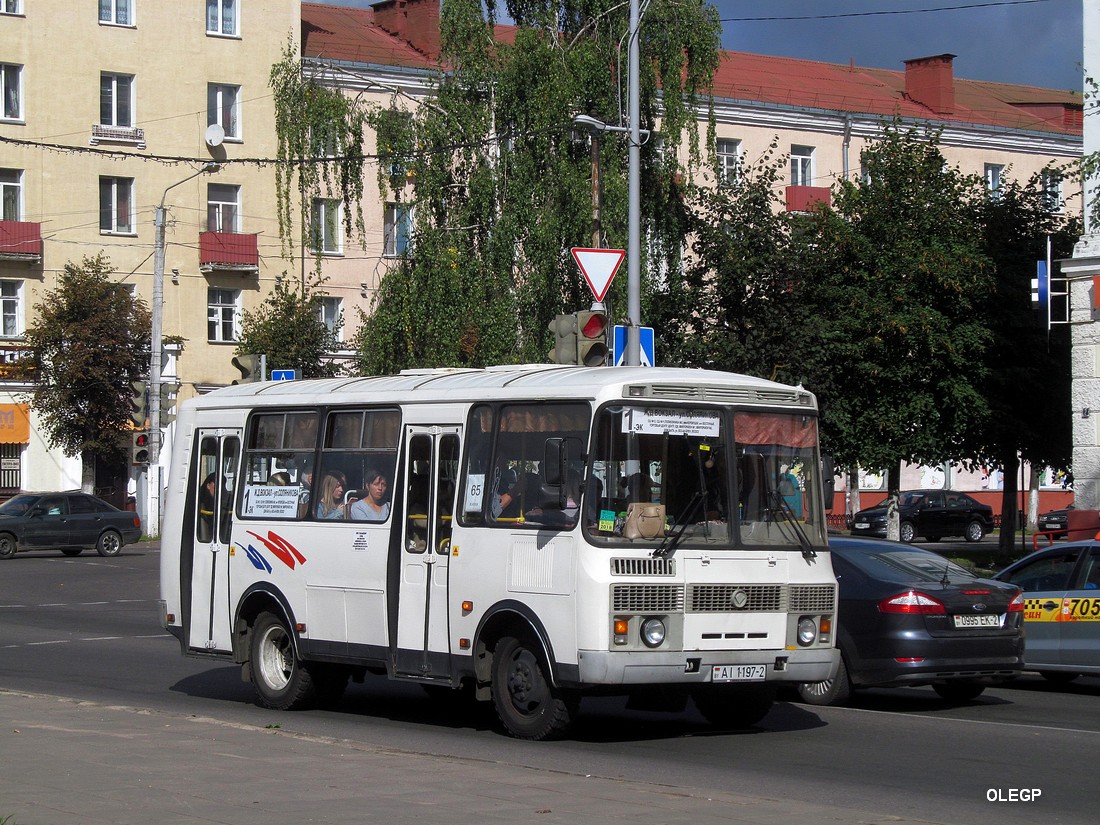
(1, 542, 1097, 825)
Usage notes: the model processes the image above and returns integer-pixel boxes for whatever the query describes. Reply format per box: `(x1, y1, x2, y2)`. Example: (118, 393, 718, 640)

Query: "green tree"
(972, 175, 1080, 551)
(236, 277, 343, 379)
(18, 254, 151, 491)
(267, 0, 722, 373)
(802, 125, 994, 516)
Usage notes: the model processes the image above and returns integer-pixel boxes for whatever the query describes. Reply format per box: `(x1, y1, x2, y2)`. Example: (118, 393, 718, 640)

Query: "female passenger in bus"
(350, 469, 390, 522)
(315, 471, 347, 520)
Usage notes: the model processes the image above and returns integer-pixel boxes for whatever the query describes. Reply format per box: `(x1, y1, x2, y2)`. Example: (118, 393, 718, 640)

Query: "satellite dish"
(205, 123, 225, 148)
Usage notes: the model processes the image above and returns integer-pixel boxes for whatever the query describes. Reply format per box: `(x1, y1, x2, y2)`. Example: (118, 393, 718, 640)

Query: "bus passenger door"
(395, 426, 460, 678)
(188, 430, 241, 653)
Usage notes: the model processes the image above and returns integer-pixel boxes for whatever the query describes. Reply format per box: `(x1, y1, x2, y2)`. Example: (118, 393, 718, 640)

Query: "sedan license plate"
(711, 664, 767, 682)
(853, 522, 869, 530)
(953, 614, 1000, 628)
(1044, 522, 1062, 530)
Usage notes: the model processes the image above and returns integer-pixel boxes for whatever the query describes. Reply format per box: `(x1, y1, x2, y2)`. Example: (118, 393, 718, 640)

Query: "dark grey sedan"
(0, 492, 142, 559)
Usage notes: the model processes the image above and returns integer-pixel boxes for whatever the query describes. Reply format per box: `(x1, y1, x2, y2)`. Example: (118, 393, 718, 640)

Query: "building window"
(206, 0, 237, 36)
(716, 138, 741, 186)
(0, 168, 20, 221)
(98, 176, 134, 234)
(98, 0, 132, 26)
(1, 63, 21, 120)
(207, 183, 240, 232)
(0, 280, 21, 338)
(207, 288, 239, 342)
(208, 83, 240, 140)
(316, 296, 343, 341)
(311, 198, 342, 254)
(1041, 169, 1063, 213)
(383, 203, 411, 257)
(791, 145, 814, 187)
(100, 73, 134, 127)
(2, 1, 23, 16)
(984, 163, 1004, 198)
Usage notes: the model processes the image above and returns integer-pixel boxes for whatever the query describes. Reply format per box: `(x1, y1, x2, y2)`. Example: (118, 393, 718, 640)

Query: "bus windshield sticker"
(622, 408, 720, 437)
(242, 484, 301, 518)
(464, 472, 486, 513)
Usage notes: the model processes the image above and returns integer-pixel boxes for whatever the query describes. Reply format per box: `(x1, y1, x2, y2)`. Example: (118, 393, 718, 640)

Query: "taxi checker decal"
(1023, 597, 1100, 622)
(235, 530, 307, 574)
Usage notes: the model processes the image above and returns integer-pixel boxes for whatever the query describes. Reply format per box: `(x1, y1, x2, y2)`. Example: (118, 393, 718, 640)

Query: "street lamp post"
(148, 162, 218, 537)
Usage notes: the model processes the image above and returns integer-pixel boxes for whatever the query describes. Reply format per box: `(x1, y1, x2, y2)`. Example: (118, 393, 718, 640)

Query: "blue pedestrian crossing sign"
(271, 369, 297, 381)
(613, 325, 655, 366)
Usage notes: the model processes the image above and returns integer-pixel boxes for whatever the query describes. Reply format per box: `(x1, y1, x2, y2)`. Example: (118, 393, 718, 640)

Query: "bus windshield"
(588, 405, 826, 548)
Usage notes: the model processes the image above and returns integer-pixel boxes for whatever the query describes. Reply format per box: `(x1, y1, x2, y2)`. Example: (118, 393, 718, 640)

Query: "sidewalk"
(0, 689, 916, 825)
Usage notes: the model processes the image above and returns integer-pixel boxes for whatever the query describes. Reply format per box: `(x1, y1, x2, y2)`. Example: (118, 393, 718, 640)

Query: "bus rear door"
(188, 429, 241, 653)
(394, 425, 460, 679)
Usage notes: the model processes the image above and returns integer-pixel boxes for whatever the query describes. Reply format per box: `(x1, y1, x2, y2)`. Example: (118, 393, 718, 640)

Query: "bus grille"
(611, 557, 676, 576)
(612, 584, 684, 613)
(688, 584, 783, 612)
(789, 584, 837, 612)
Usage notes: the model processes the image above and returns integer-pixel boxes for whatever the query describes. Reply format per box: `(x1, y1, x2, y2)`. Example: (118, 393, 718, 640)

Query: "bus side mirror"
(822, 454, 836, 512)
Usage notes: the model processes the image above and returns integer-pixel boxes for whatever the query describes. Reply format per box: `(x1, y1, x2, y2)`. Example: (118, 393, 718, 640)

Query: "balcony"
(90, 124, 147, 149)
(200, 231, 259, 274)
(785, 186, 831, 213)
(0, 221, 43, 264)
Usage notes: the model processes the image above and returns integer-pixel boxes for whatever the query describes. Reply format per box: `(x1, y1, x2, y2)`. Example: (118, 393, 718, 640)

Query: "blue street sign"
(1034, 260, 1049, 307)
(271, 369, 297, 381)
(613, 325, 655, 366)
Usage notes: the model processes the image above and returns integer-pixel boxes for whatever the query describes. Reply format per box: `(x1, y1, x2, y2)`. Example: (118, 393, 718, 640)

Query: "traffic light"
(131, 431, 150, 465)
(160, 382, 180, 425)
(232, 353, 262, 384)
(129, 381, 147, 427)
(548, 314, 577, 364)
(575, 309, 609, 366)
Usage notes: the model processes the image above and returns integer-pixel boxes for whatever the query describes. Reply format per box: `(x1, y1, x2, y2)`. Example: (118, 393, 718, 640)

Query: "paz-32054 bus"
(159, 365, 839, 739)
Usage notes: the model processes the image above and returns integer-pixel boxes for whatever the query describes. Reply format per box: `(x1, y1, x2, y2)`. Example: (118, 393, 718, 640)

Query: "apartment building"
(0, 0, 1084, 512)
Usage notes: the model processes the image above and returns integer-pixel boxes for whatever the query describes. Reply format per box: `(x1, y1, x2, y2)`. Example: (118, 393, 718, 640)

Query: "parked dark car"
(796, 536, 1025, 705)
(994, 541, 1100, 681)
(850, 489, 995, 543)
(0, 492, 142, 559)
(1036, 508, 1070, 539)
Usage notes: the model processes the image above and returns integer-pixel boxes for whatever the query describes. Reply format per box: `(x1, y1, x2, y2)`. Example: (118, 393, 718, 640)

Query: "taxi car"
(994, 540, 1100, 680)
(796, 536, 1025, 705)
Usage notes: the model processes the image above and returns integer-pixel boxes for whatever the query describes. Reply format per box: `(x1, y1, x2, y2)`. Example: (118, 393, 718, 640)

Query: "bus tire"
(250, 612, 317, 711)
(693, 684, 776, 729)
(491, 635, 575, 740)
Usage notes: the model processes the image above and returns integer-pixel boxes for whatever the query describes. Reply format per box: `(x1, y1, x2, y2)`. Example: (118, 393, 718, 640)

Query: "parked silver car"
(0, 492, 142, 559)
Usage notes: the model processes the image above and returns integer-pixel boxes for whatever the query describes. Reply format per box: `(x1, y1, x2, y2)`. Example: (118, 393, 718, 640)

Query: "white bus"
(159, 364, 839, 739)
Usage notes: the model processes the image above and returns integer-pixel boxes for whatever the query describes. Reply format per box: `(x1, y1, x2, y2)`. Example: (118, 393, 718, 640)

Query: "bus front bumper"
(574, 647, 839, 686)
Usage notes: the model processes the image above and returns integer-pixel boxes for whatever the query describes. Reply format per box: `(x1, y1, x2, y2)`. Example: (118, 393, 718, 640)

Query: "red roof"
(301, 3, 1080, 137)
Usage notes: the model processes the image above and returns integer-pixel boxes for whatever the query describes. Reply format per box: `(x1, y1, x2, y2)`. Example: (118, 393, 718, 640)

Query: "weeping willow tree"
(269, 0, 720, 373)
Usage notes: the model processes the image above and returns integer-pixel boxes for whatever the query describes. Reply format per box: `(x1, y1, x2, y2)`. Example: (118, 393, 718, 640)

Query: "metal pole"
(591, 130, 601, 248)
(625, 0, 641, 366)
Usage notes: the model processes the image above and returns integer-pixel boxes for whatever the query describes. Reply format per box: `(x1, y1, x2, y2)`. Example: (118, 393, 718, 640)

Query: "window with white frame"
(207, 288, 239, 342)
(716, 138, 741, 186)
(0, 168, 21, 221)
(383, 202, 411, 257)
(207, 183, 240, 233)
(0, 280, 22, 338)
(2, 1, 23, 16)
(316, 296, 343, 341)
(791, 145, 814, 187)
(206, 0, 237, 36)
(208, 83, 240, 140)
(1041, 169, 1063, 213)
(100, 73, 134, 127)
(1, 63, 21, 120)
(311, 198, 342, 254)
(984, 163, 1005, 198)
(98, 176, 134, 234)
(99, 0, 132, 26)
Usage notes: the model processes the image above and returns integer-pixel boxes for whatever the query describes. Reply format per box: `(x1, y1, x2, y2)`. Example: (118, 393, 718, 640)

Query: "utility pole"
(625, 0, 642, 366)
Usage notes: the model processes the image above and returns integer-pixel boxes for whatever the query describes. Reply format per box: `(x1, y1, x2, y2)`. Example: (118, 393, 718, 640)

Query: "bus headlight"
(797, 616, 818, 647)
(641, 617, 666, 648)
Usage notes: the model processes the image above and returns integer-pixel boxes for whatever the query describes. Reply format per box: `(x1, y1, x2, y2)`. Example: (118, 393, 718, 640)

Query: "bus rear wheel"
(250, 612, 317, 711)
(491, 635, 575, 740)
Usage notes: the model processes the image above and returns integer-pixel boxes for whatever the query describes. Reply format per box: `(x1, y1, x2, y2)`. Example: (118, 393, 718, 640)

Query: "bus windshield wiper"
(653, 490, 705, 559)
(768, 489, 817, 562)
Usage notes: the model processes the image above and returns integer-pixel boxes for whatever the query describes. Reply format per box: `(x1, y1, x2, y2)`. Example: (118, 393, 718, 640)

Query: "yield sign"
(571, 247, 625, 302)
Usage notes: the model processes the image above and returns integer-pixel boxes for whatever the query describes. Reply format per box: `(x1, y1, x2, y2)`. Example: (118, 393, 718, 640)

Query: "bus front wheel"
(250, 612, 317, 711)
(491, 635, 575, 740)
